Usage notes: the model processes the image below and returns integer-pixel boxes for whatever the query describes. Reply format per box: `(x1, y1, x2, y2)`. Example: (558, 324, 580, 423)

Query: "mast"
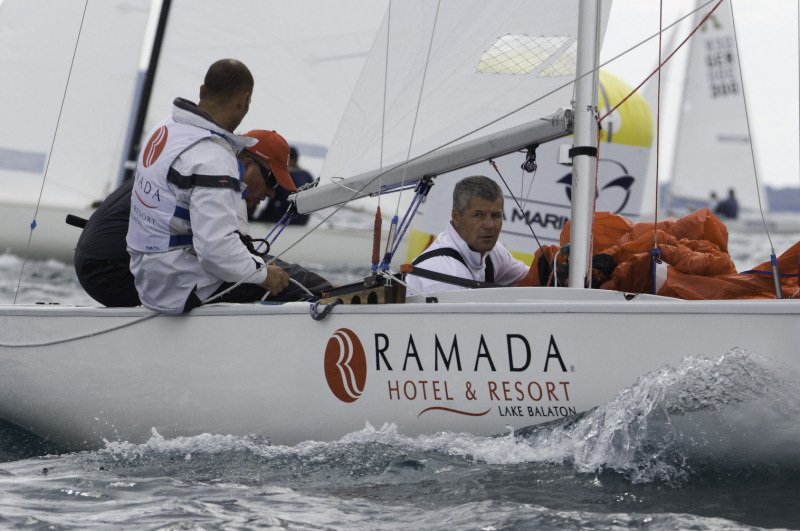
(568, 0, 601, 289)
(120, 0, 172, 183)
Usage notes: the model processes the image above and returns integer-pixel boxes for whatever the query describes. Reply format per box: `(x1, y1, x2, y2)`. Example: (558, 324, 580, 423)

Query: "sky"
(602, 0, 800, 188)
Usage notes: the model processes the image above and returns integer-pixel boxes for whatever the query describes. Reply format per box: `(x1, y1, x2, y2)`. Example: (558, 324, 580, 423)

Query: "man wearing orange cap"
(76, 125, 330, 308)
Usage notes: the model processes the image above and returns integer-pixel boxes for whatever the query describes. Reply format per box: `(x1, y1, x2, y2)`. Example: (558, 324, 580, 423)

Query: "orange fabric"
(517, 244, 560, 287)
(517, 209, 800, 299)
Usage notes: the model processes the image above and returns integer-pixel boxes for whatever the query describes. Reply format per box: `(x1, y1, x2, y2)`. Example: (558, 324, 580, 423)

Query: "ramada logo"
(324, 328, 367, 403)
(142, 126, 168, 168)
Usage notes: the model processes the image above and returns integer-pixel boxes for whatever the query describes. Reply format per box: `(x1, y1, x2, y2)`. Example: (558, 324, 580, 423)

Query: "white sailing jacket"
(406, 221, 529, 294)
(127, 98, 266, 313)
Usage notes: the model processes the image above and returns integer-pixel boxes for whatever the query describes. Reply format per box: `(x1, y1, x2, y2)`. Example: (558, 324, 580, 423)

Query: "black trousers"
(75, 258, 141, 307)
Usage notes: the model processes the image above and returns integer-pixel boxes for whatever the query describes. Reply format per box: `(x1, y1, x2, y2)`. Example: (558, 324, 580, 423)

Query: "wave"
(516, 348, 800, 484)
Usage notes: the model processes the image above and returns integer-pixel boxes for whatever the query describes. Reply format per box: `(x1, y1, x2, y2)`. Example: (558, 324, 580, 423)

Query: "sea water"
(0, 232, 799, 530)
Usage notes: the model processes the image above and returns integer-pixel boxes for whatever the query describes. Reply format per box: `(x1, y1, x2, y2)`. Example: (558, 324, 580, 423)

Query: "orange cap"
(242, 130, 296, 191)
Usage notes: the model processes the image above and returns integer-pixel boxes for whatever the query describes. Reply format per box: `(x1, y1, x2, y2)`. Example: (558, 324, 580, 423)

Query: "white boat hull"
(0, 201, 405, 267)
(0, 287, 797, 450)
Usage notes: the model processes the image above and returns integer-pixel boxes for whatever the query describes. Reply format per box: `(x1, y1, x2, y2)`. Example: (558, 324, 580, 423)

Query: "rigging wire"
(379, 0, 392, 200)
(654, 0, 664, 238)
(596, 0, 724, 292)
(13, 0, 90, 305)
(487, 157, 545, 253)
(370, 0, 393, 271)
(384, 0, 442, 264)
(729, 0, 783, 298)
(729, 0, 776, 255)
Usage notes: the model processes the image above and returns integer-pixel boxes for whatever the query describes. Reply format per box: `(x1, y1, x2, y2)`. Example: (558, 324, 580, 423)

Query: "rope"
(379, 0, 391, 201)
(310, 299, 341, 320)
(386, 0, 442, 263)
(0, 311, 159, 348)
(13, 1, 90, 305)
(654, 0, 664, 238)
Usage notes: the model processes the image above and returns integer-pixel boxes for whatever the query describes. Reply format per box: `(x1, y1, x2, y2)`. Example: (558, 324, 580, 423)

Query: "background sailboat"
(0, 0, 151, 261)
(660, 0, 800, 232)
(0, 0, 391, 265)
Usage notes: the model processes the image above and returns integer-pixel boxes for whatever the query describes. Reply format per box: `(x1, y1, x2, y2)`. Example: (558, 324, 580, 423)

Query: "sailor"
(714, 188, 739, 219)
(253, 145, 314, 225)
(75, 128, 332, 307)
(405, 175, 529, 294)
(126, 59, 292, 313)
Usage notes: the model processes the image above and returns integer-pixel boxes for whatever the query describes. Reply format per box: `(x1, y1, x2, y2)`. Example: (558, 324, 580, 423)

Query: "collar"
(445, 221, 486, 269)
(171, 97, 257, 153)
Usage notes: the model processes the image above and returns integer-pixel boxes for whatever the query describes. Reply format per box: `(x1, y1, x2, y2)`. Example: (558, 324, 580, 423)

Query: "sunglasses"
(254, 159, 279, 189)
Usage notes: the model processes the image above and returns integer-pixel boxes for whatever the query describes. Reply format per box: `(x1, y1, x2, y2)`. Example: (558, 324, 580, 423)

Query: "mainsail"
(295, 0, 654, 266)
(307, 0, 613, 202)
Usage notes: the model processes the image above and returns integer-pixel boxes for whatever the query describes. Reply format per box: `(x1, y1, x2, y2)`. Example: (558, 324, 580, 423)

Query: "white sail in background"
(665, 0, 763, 214)
(0, 0, 151, 209)
(143, 0, 389, 178)
(0, 0, 389, 262)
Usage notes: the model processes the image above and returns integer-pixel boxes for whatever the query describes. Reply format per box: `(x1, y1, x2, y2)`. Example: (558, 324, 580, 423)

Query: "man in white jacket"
(406, 175, 529, 294)
(127, 59, 290, 313)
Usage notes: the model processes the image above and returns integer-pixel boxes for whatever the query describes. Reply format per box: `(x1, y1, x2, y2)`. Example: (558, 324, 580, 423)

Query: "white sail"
(0, 0, 151, 208)
(142, 0, 389, 178)
(320, 0, 612, 183)
(664, 0, 762, 214)
(300, 0, 651, 263)
(404, 69, 653, 263)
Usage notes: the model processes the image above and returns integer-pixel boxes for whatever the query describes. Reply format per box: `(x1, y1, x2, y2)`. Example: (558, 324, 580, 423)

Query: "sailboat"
(661, 0, 800, 233)
(0, 0, 395, 266)
(0, 0, 798, 452)
(0, 0, 151, 263)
